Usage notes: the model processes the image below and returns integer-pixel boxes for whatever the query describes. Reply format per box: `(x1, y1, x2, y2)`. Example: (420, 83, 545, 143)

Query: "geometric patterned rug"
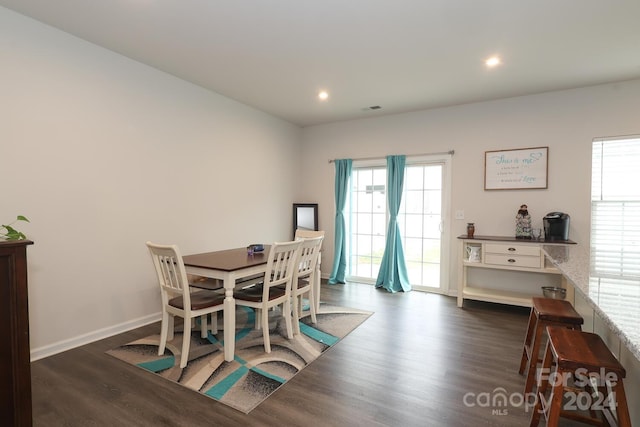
(106, 303, 372, 413)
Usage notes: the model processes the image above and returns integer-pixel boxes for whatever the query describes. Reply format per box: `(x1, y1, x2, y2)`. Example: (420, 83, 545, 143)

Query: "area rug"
(107, 303, 372, 413)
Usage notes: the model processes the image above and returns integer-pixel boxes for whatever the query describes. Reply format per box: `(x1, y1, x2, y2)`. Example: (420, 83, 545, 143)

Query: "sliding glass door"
(348, 166, 387, 280)
(346, 156, 451, 292)
(398, 164, 444, 290)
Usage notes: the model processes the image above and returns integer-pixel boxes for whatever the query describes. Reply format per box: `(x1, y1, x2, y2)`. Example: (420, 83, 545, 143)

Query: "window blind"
(591, 136, 640, 278)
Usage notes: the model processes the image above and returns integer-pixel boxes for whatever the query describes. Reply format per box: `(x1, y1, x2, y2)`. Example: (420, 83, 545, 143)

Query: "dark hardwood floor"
(31, 283, 581, 426)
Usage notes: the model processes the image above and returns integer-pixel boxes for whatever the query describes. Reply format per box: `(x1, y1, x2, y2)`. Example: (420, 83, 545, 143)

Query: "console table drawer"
(485, 253, 541, 268)
(485, 243, 540, 257)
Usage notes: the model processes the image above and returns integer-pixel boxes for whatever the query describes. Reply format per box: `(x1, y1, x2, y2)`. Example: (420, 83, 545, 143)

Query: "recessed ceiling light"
(485, 56, 501, 68)
(318, 91, 329, 101)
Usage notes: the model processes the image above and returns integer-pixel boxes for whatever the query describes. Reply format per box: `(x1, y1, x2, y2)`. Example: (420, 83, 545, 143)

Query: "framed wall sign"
(484, 146, 548, 190)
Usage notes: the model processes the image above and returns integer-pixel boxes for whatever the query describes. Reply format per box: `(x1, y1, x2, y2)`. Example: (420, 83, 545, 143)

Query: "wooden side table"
(0, 240, 34, 426)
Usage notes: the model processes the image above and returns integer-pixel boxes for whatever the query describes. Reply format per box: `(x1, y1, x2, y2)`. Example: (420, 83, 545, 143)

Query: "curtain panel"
(375, 155, 411, 292)
(328, 159, 352, 284)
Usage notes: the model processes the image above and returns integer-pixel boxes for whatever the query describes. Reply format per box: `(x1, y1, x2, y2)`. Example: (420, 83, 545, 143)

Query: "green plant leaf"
(1, 215, 29, 240)
(6, 231, 26, 240)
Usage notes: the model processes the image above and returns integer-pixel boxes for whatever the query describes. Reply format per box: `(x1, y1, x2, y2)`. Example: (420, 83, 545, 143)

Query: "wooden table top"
(183, 246, 270, 271)
(457, 234, 576, 244)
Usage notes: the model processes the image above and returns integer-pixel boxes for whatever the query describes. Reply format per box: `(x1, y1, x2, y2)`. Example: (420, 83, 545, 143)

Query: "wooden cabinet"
(0, 240, 33, 426)
(457, 235, 572, 308)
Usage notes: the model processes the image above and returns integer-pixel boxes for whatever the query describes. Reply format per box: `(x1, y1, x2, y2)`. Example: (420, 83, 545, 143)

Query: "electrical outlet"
(455, 210, 465, 220)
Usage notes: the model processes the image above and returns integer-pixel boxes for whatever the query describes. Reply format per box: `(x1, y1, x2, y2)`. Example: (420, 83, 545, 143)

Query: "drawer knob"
(508, 247, 516, 251)
(508, 258, 516, 263)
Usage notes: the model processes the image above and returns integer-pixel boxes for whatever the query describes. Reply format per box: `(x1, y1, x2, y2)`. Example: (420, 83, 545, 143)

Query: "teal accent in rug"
(299, 322, 339, 346)
(250, 366, 286, 384)
(232, 306, 255, 342)
(204, 354, 287, 400)
(208, 306, 255, 345)
(138, 356, 174, 372)
(205, 365, 249, 400)
(106, 303, 372, 413)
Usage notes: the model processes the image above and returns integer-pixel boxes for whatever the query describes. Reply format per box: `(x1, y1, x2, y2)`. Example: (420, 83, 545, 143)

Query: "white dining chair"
(233, 240, 303, 353)
(146, 241, 225, 368)
(294, 229, 325, 313)
(290, 235, 324, 334)
(294, 229, 325, 240)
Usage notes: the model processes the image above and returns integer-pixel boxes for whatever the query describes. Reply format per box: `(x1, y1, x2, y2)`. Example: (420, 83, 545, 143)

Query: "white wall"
(0, 7, 301, 358)
(300, 79, 640, 294)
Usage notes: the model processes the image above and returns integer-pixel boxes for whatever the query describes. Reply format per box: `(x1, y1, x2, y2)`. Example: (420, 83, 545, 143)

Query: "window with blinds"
(591, 136, 640, 278)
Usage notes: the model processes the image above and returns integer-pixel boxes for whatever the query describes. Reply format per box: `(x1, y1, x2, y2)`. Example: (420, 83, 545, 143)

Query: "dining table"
(183, 246, 270, 362)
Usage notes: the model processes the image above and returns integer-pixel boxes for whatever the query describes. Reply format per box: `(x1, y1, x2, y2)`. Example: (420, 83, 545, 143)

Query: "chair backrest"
(146, 241, 190, 308)
(294, 229, 325, 240)
(262, 240, 303, 296)
(294, 235, 324, 281)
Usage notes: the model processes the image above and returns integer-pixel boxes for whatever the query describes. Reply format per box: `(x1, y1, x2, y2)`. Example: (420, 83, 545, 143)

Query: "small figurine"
(516, 204, 532, 239)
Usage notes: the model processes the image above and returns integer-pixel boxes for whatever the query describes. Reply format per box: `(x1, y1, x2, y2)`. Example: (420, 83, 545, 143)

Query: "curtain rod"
(328, 150, 454, 163)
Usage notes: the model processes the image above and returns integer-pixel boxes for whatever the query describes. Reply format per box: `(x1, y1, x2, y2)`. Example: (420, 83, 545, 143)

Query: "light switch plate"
(455, 210, 465, 220)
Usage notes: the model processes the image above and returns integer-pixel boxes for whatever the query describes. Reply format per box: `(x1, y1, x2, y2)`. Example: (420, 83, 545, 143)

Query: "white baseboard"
(30, 312, 161, 361)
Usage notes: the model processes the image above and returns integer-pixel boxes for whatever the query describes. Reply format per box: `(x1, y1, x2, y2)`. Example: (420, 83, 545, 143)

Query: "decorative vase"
(466, 223, 475, 238)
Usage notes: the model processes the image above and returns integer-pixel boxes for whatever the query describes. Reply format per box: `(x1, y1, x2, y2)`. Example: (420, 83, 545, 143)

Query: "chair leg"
(611, 380, 632, 426)
(308, 288, 317, 325)
(545, 378, 565, 426)
(200, 315, 208, 338)
(524, 319, 545, 395)
(529, 341, 554, 427)
(167, 315, 175, 341)
(159, 311, 169, 355)
(210, 312, 218, 334)
(255, 309, 262, 330)
(262, 307, 271, 353)
(292, 293, 301, 335)
(180, 318, 190, 368)
(283, 300, 293, 340)
(519, 308, 536, 375)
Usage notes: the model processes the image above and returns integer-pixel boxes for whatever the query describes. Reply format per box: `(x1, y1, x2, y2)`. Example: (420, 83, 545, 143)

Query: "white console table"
(457, 235, 576, 308)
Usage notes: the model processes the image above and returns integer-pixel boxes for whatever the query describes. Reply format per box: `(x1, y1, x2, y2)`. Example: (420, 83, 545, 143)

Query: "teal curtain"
(328, 159, 352, 284)
(375, 155, 411, 292)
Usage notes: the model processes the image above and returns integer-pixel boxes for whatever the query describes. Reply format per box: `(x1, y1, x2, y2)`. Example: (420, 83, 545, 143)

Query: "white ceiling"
(2, 0, 640, 127)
